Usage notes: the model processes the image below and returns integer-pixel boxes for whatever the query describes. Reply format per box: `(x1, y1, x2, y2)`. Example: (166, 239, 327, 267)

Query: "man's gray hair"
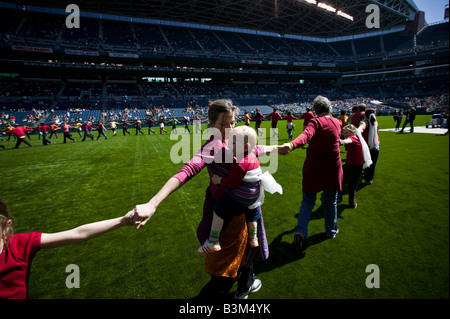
(313, 95, 332, 115)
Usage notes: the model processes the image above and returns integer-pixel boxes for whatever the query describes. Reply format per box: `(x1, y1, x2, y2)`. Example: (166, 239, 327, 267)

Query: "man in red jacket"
(265, 107, 282, 138)
(252, 108, 264, 136)
(35, 123, 53, 146)
(2, 125, 32, 149)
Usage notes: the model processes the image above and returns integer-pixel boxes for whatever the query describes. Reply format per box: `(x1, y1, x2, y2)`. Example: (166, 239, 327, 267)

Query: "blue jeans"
(295, 191, 338, 238)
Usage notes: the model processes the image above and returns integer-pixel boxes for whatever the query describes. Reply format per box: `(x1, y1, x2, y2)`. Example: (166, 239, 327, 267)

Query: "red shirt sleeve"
(220, 163, 246, 189)
(291, 119, 318, 149)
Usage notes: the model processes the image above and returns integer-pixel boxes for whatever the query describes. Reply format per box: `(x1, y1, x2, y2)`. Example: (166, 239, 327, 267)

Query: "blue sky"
(412, 0, 449, 23)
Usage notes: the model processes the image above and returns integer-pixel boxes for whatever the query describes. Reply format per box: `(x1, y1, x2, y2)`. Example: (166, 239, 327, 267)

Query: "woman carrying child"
(199, 125, 282, 253)
(129, 99, 278, 299)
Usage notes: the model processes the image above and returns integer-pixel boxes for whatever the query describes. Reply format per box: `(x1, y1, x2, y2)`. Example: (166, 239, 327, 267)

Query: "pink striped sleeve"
(172, 136, 222, 185)
(172, 151, 206, 185)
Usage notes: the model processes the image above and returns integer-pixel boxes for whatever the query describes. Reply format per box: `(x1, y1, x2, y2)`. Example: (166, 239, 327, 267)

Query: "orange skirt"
(204, 213, 248, 278)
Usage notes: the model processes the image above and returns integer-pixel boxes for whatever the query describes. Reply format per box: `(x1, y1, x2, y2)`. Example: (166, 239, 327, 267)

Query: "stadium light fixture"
(337, 10, 354, 21)
(301, 0, 354, 22)
(318, 2, 336, 13)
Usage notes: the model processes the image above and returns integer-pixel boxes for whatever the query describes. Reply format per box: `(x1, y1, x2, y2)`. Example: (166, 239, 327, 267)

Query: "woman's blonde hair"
(208, 99, 239, 125)
(0, 199, 14, 242)
(342, 124, 357, 135)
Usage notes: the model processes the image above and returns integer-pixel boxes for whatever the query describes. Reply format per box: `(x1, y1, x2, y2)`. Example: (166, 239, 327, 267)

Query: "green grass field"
(1, 115, 448, 299)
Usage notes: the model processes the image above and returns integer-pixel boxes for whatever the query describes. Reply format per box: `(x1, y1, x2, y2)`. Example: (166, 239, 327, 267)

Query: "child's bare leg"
(209, 211, 224, 242)
(248, 221, 259, 247)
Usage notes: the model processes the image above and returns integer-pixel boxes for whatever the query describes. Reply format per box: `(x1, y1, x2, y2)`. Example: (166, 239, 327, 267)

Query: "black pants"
(339, 164, 363, 206)
(400, 119, 414, 133)
(194, 259, 256, 299)
(82, 131, 93, 141)
(395, 118, 403, 130)
(14, 137, 32, 148)
(49, 130, 58, 139)
(364, 148, 379, 183)
(64, 132, 76, 143)
(42, 133, 52, 145)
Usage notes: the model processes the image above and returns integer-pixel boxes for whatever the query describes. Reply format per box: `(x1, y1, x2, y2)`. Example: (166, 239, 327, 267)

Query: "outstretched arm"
(132, 177, 181, 229)
(40, 212, 134, 249)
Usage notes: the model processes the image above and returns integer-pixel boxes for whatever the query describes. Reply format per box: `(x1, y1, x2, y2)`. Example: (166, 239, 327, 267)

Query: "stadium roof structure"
(13, 0, 421, 38)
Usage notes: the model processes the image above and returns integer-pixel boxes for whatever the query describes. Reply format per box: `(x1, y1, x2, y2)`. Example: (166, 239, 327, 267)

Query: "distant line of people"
(0, 116, 206, 149)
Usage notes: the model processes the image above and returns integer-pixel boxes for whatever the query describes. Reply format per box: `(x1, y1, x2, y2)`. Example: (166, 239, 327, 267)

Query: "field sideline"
(0, 115, 448, 299)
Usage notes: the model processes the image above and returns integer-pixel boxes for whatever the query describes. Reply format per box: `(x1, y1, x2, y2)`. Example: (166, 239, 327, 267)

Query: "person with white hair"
(279, 95, 343, 251)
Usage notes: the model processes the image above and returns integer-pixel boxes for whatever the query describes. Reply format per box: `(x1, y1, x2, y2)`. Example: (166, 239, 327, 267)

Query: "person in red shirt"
(1, 124, 32, 149)
(350, 104, 366, 127)
(299, 108, 315, 148)
(338, 124, 372, 208)
(251, 108, 264, 136)
(82, 121, 94, 141)
(282, 111, 299, 140)
(0, 199, 136, 299)
(96, 122, 108, 140)
(22, 124, 32, 140)
(279, 95, 342, 251)
(135, 119, 144, 135)
(265, 108, 282, 138)
(147, 117, 156, 134)
(35, 123, 53, 146)
(299, 107, 315, 131)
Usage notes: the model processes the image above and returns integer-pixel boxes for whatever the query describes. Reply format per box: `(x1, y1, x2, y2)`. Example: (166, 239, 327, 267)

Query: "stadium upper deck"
(0, 1, 448, 113)
(2, 0, 423, 38)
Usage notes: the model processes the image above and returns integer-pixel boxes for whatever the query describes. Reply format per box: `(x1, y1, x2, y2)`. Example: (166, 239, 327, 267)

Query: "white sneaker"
(234, 279, 262, 299)
(197, 240, 221, 254)
(327, 229, 339, 239)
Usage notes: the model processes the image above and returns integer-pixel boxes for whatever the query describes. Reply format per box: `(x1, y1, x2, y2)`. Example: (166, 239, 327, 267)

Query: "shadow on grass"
(254, 190, 369, 275)
(254, 227, 331, 275)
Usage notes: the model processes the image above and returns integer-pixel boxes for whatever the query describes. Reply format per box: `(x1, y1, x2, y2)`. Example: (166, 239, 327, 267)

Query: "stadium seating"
(0, 7, 448, 126)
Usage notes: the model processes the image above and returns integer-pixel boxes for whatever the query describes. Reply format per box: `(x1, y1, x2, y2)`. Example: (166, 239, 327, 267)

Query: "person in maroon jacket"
(282, 110, 299, 140)
(265, 107, 282, 138)
(96, 121, 108, 140)
(252, 108, 264, 136)
(82, 121, 94, 141)
(299, 107, 315, 131)
(279, 95, 342, 251)
(1, 124, 32, 149)
(299, 107, 315, 148)
(34, 123, 53, 146)
(147, 117, 156, 134)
